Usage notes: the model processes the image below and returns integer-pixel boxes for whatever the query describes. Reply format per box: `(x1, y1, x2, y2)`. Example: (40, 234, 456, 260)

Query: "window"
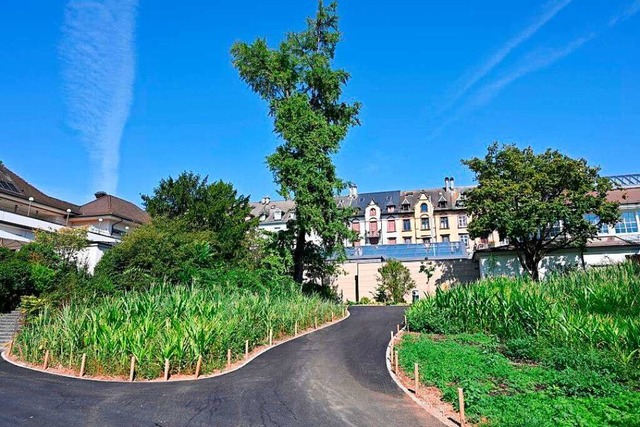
(441, 235, 450, 243)
(351, 221, 360, 232)
(273, 209, 282, 221)
(387, 219, 396, 232)
(438, 201, 447, 208)
(585, 214, 609, 234)
(388, 237, 397, 245)
(549, 221, 562, 237)
(458, 215, 468, 228)
(404, 237, 412, 244)
(440, 216, 449, 229)
(387, 205, 395, 213)
(420, 217, 430, 230)
(422, 237, 431, 244)
(402, 219, 411, 231)
(460, 234, 469, 247)
(369, 220, 378, 232)
(615, 211, 639, 234)
(259, 214, 266, 221)
(420, 203, 428, 213)
(401, 203, 410, 212)
(369, 207, 376, 217)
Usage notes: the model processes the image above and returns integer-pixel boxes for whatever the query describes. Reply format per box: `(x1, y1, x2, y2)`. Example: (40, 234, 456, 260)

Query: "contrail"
(439, 0, 572, 114)
(60, 0, 138, 195)
(428, 1, 640, 141)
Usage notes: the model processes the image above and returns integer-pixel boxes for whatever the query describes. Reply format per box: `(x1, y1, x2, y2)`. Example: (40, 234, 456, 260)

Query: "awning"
(0, 229, 31, 250)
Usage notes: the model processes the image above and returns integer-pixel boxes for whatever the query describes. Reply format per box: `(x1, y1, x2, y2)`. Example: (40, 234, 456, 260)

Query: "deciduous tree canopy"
(462, 143, 619, 280)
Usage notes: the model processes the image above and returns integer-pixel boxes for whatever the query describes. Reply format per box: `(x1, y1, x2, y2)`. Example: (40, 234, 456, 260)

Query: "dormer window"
(438, 201, 447, 208)
(273, 209, 282, 221)
(387, 205, 395, 213)
(401, 203, 410, 212)
(369, 207, 376, 217)
(259, 214, 267, 221)
(420, 203, 428, 213)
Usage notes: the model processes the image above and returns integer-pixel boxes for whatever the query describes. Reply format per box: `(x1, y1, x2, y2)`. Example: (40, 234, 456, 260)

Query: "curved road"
(0, 306, 443, 426)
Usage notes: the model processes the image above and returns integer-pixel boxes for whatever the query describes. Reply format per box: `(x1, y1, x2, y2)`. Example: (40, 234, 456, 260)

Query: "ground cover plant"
(402, 263, 640, 426)
(398, 334, 640, 426)
(12, 269, 343, 379)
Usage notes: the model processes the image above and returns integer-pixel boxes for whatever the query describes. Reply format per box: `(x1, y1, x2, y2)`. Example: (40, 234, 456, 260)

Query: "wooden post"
(294, 321, 298, 336)
(195, 355, 202, 378)
(43, 350, 50, 370)
(269, 328, 273, 346)
(314, 317, 318, 329)
(7, 339, 13, 356)
(331, 312, 334, 322)
(164, 358, 170, 381)
(397, 324, 400, 333)
(129, 356, 136, 382)
(394, 351, 399, 374)
(227, 348, 232, 368)
(79, 353, 86, 377)
(245, 340, 249, 358)
(458, 388, 466, 426)
(414, 363, 419, 395)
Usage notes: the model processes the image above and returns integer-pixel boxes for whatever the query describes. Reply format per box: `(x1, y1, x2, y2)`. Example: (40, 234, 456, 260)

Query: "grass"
(406, 263, 640, 366)
(13, 278, 343, 379)
(401, 263, 640, 426)
(398, 334, 640, 426)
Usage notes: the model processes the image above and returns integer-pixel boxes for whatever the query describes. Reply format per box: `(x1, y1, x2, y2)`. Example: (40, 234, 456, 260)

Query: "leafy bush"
(0, 248, 34, 312)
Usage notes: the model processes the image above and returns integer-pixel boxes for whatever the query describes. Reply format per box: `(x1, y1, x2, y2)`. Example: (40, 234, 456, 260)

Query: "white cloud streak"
(428, 1, 640, 140)
(439, 0, 573, 114)
(60, 0, 138, 194)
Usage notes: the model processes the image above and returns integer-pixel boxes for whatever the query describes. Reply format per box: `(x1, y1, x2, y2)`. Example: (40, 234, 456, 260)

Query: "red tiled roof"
(0, 162, 81, 213)
(79, 194, 151, 225)
(607, 187, 640, 205)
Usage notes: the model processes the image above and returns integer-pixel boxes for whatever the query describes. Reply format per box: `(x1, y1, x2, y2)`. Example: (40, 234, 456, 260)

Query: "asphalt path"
(0, 306, 443, 427)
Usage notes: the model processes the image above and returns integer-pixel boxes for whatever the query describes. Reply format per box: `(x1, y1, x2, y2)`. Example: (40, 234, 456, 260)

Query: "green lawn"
(398, 333, 640, 426)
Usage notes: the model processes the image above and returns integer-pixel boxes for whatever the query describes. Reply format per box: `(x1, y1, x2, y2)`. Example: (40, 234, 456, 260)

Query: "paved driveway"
(0, 306, 443, 426)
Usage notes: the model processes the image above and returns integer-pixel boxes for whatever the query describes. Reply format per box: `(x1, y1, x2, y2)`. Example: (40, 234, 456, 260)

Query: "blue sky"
(1, 1, 638, 206)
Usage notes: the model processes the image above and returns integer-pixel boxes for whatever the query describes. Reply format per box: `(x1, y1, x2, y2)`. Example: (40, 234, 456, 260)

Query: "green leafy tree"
(231, 1, 360, 283)
(462, 143, 620, 281)
(141, 172, 256, 263)
(374, 259, 416, 304)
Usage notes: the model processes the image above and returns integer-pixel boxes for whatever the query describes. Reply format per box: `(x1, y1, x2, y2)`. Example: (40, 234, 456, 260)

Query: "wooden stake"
(7, 339, 13, 356)
(245, 340, 249, 358)
(414, 363, 419, 395)
(314, 317, 318, 329)
(164, 358, 170, 381)
(43, 350, 50, 370)
(269, 328, 273, 346)
(79, 353, 86, 377)
(397, 324, 400, 333)
(227, 348, 232, 368)
(458, 388, 466, 426)
(294, 321, 298, 336)
(394, 351, 399, 374)
(331, 312, 334, 322)
(129, 356, 136, 382)
(195, 355, 202, 378)
(404, 315, 407, 326)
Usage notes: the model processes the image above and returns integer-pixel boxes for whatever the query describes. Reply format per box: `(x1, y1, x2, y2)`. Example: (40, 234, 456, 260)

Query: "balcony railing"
(367, 230, 380, 238)
(345, 241, 468, 260)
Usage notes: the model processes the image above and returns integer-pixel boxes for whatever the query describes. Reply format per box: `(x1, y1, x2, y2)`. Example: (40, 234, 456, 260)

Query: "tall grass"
(406, 263, 640, 364)
(13, 278, 343, 379)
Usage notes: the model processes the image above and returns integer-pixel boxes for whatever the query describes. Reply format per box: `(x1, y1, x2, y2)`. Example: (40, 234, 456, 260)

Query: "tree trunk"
(293, 228, 306, 284)
(517, 250, 541, 281)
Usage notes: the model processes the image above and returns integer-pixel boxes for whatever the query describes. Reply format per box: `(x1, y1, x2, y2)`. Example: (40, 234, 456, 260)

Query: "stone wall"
(334, 258, 480, 302)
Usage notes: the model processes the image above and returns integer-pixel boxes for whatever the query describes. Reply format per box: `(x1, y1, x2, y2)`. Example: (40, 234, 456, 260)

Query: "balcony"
(367, 230, 380, 238)
(345, 241, 468, 261)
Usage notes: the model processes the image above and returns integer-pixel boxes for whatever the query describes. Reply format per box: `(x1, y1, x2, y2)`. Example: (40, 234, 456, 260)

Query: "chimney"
(349, 183, 358, 198)
(449, 177, 455, 191)
(444, 177, 450, 191)
(95, 191, 107, 199)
